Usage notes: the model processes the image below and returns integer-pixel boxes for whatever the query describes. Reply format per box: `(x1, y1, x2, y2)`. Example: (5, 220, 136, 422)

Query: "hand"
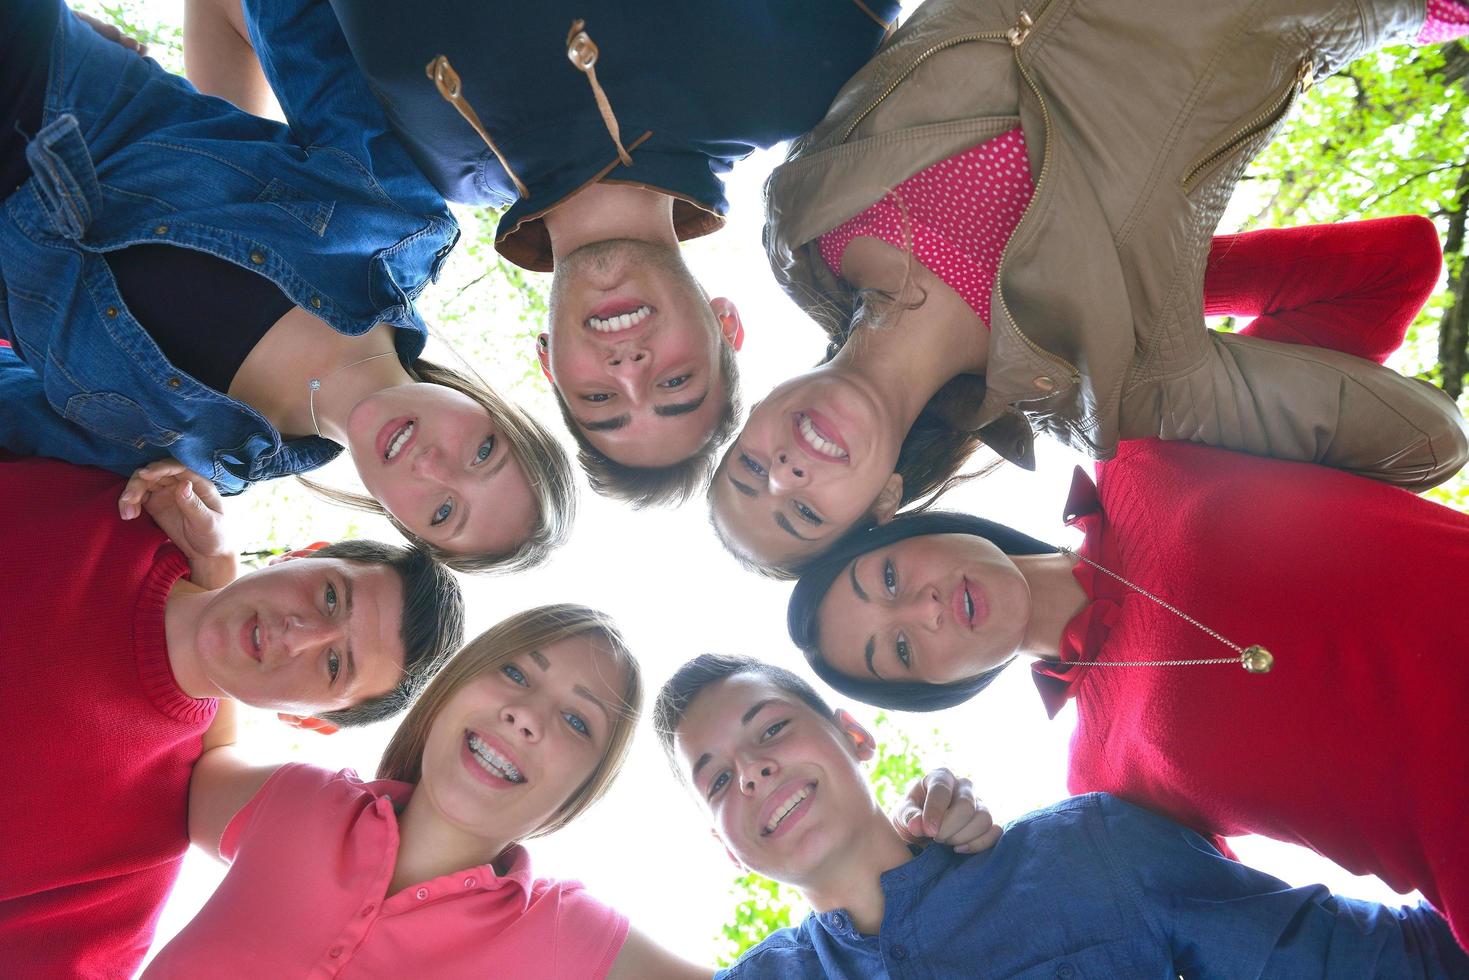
(72, 11, 149, 58)
(891, 768, 1003, 855)
(119, 460, 237, 589)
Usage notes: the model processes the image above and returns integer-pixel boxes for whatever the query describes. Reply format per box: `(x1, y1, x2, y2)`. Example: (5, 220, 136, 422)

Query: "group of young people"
(3, 0, 1468, 976)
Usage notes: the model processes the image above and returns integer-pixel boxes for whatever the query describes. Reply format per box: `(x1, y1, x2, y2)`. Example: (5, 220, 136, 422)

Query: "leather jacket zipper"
(840, 30, 1015, 143)
(1181, 56, 1315, 191)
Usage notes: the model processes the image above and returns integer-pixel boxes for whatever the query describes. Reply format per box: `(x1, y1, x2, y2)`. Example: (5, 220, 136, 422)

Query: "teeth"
(797, 414, 848, 460)
(586, 305, 652, 333)
(467, 733, 525, 783)
(385, 421, 414, 460)
(764, 784, 813, 834)
(963, 589, 974, 620)
(252, 625, 261, 651)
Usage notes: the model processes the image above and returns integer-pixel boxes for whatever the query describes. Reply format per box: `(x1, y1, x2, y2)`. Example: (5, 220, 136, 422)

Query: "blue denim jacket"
(0, 0, 458, 493)
(719, 795, 1469, 980)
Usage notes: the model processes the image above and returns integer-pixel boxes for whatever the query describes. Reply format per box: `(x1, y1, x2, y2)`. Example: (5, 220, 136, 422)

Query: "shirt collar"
(810, 844, 958, 940)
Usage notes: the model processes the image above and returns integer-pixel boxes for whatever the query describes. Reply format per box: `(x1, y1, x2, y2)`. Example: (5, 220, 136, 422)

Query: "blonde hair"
(376, 604, 643, 841)
(300, 358, 576, 574)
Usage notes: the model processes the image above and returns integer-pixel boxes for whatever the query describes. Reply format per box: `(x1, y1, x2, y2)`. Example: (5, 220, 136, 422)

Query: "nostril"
(792, 466, 805, 478)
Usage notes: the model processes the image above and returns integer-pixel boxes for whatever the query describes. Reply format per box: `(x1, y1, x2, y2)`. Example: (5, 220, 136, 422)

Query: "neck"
(543, 182, 678, 259)
(389, 788, 515, 894)
(162, 580, 224, 699)
(1012, 552, 1090, 661)
(798, 808, 914, 935)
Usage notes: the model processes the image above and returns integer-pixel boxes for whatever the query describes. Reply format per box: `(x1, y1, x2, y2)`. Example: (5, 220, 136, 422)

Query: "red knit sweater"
(0, 457, 216, 979)
(1032, 216, 1468, 945)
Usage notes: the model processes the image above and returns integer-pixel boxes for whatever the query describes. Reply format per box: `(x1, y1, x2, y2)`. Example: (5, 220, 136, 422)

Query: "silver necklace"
(1056, 545, 1274, 674)
(308, 351, 398, 438)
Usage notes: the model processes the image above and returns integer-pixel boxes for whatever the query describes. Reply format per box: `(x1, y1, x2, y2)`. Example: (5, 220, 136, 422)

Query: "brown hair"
(556, 341, 742, 508)
(300, 358, 576, 573)
(375, 604, 642, 841)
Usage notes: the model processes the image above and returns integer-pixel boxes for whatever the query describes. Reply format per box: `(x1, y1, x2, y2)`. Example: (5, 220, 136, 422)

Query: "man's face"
(187, 557, 406, 715)
(673, 673, 873, 887)
(544, 239, 736, 467)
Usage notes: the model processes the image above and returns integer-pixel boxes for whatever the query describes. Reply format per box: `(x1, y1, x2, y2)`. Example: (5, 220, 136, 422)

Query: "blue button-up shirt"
(718, 794, 1468, 979)
(0, 0, 457, 493)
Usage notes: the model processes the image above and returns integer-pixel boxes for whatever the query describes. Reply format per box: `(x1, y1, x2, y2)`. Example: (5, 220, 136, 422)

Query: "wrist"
(189, 553, 240, 591)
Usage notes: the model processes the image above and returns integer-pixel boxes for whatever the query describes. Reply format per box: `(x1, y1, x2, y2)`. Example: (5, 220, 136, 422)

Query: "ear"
(277, 713, 340, 735)
(873, 474, 904, 524)
(711, 827, 749, 871)
(711, 297, 744, 352)
(535, 333, 555, 386)
(269, 541, 331, 566)
(834, 708, 877, 761)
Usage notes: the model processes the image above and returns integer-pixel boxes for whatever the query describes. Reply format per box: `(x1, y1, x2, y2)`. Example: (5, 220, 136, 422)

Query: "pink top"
(1418, 0, 1469, 43)
(145, 764, 629, 979)
(817, 127, 1034, 327)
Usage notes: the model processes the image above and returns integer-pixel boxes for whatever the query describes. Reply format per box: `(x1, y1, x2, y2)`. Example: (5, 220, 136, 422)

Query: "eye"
(761, 719, 789, 740)
(582, 393, 612, 403)
(739, 453, 768, 479)
(883, 559, 897, 596)
(708, 770, 731, 799)
(327, 651, 341, 684)
(659, 374, 692, 390)
(896, 635, 911, 669)
(473, 435, 495, 465)
(563, 712, 591, 738)
(793, 502, 822, 526)
(324, 582, 338, 613)
(501, 664, 528, 686)
(431, 499, 454, 527)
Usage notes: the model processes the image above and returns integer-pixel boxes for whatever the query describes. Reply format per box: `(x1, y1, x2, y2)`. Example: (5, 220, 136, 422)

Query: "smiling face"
(187, 557, 406, 715)
(413, 634, 630, 844)
(345, 382, 537, 557)
(673, 673, 875, 887)
(816, 533, 1031, 686)
(545, 239, 735, 468)
(711, 370, 904, 570)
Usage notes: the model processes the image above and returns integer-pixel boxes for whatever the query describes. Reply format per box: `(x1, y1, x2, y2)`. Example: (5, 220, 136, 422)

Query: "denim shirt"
(718, 795, 1468, 980)
(0, 0, 458, 493)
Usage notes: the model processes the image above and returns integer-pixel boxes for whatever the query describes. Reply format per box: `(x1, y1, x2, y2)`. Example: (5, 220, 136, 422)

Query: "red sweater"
(0, 457, 216, 979)
(1032, 216, 1468, 944)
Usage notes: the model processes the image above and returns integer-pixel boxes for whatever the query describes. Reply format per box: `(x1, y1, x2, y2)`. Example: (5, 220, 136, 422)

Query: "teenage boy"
(289, 0, 897, 505)
(655, 654, 1469, 978)
(0, 456, 464, 978)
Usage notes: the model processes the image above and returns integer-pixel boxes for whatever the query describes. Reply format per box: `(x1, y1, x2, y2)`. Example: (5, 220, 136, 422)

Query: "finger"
(920, 770, 955, 837)
(953, 823, 1003, 855)
(935, 782, 980, 842)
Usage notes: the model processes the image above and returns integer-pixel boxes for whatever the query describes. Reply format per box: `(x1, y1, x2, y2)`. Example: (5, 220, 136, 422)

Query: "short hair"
(300, 357, 577, 574)
(306, 540, 465, 728)
(652, 653, 834, 779)
(558, 341, 741, 508)
(377, 604, 642, 840)
(787, 511, 1056, 712)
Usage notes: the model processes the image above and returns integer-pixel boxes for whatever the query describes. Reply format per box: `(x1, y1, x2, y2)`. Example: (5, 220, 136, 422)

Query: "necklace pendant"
(309, 379, 322, 391)
(1240, 646, 1274, 674)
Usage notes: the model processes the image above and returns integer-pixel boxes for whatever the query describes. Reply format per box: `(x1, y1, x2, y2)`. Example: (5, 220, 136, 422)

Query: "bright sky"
(117, 1, 1432, 971)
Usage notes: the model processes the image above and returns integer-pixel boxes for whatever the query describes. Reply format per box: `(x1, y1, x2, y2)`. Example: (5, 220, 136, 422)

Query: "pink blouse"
(817, 127, 1034, 327)
(1419, 0, 1469, 43)
(145, 764, 628, 979)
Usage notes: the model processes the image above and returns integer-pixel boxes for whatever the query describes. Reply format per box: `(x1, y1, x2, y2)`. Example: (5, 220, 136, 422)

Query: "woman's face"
(711, 370, 903, 569)
(346, 383, 538, 556)
(415, 634, 630, 843)
(815, 533, 1032, 685)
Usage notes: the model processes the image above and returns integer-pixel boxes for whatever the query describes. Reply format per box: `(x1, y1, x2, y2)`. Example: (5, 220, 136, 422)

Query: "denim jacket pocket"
(25, 115, 103, 240)
(256, 178, 336, 236)
(63, 391, 181, 449)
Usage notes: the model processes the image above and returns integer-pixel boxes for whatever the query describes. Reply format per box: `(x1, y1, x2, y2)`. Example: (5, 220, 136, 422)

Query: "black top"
(1, 0, 56, 195)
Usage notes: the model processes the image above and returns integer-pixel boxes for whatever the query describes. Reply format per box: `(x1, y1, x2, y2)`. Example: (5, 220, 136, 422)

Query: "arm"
(1205, 216, 1442, 365)
(183, 0, 281, 117)
(187, 709, 285, 862)
(605, 925, 713, 980)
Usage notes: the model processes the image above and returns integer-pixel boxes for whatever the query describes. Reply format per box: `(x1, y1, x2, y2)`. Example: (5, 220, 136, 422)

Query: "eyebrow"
(343, 576, 358, 687)
(864, 638, 880, 679)
(690, 698, 782, 779)
(574, 684, 613, 724)
(580, 413, 630, 433)
(849, 559, 868, 602)
(528, 650, 550, 671)
(728, 475, 756, 498)
(653, 391, 708, 418)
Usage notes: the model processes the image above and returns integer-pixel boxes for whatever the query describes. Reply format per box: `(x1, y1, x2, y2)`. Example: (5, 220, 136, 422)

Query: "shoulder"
(222, 764, 377, 852)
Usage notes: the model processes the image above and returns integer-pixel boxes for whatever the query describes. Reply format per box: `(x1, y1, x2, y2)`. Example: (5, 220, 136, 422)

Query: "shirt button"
(360, 904, 375, 917)
(167, 377, 182, 389)
(250, 250, 266, 265)
(1056, 965, 1075, 979)
(329, 946, 343, 958)
(463, 876, 477, 888)
(153, 224, 169, 235)
(1033, 376, 1056, 392)
(827, 912, 847, 931)
(106, 306, 119, 318)
(415, 887, 429, 900)
(891, 944, 908, 960)
(310, 295, 322, 309)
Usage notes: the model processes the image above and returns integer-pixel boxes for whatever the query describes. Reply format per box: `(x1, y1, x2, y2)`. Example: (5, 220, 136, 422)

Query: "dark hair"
(306, 540, 466, 728)
(557, 341, 741, 508)
(652, 653, 835, 779)
(787, 511, 1056, 712)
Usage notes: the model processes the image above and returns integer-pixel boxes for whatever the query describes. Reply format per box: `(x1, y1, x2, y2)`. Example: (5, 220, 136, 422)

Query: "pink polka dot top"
(1419, 0, 1469, 44)
(817, 127, 1034, 329)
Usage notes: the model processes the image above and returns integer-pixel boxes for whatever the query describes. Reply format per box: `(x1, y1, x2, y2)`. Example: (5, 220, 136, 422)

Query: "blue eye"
(327, 651, 341, 683)
(794, 502, 822, 526)
(502, 664, 527, 685)
(474, 436, 495, 464)
(431, 500, 453, 527)
(883, 559, 897, 596)
(659, 374, 691, 389)
(709, 771, 730, 798)
(740, 454, 768, 479)
(564, 712, 590, 737)
(325, 582, 338, 612)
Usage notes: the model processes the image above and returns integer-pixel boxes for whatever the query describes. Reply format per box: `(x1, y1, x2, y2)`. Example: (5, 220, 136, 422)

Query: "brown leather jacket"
(765, 0, 1467, 490)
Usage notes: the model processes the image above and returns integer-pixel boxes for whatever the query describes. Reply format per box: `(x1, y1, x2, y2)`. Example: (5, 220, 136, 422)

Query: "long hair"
(300, 357, 576, 574)
(376, 604, 643, 841)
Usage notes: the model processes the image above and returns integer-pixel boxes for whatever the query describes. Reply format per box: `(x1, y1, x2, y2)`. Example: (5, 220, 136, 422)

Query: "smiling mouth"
(586, 304, 652, 334)
(795, 413, 848, 462)
(384, 421, 414, 461)
(763, 782, 815, 836)
(466, 732, 526, 784)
